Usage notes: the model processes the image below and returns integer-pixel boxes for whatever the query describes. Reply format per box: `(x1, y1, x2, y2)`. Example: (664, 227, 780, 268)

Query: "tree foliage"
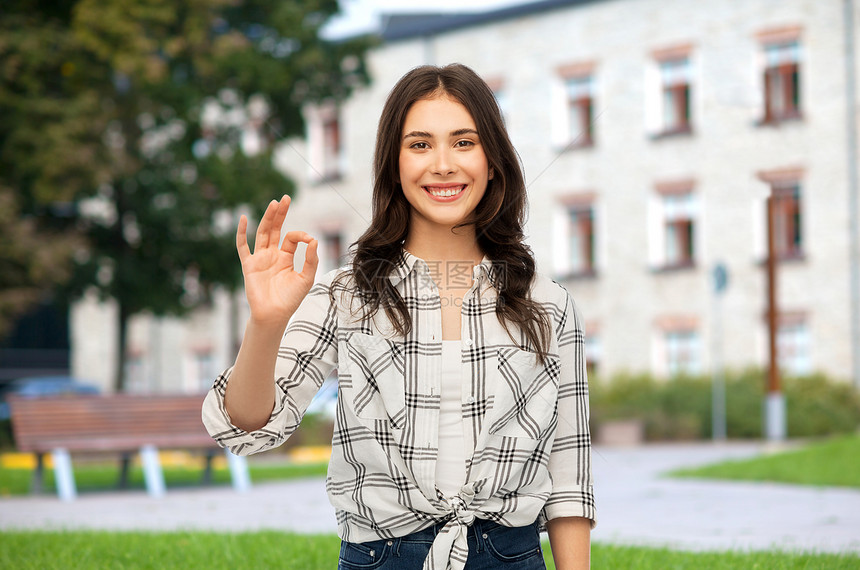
(0, 0, 372, 389)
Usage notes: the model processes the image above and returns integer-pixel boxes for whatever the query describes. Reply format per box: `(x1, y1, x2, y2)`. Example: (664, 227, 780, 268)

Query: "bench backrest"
(8, 393, 219, 453)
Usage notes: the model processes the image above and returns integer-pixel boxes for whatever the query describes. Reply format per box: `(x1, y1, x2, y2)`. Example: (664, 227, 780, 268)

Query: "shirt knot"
(423, 487, 478, 570)
(451, 490, 475, 526)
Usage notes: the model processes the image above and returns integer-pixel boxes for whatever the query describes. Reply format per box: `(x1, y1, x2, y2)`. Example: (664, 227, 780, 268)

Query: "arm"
(546, 516, 591, 570)
(542, 287, 596, 559)
(223, 195, 320, 431)
(202, 276, 338, 454)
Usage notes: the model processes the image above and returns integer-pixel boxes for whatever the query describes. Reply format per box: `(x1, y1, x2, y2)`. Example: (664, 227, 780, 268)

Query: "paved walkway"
(1, 442, 859, 554)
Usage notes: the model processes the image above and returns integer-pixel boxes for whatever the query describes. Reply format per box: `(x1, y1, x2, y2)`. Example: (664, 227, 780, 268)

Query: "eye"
(409, 141, 429, 150)
(454, 139, 476, 148)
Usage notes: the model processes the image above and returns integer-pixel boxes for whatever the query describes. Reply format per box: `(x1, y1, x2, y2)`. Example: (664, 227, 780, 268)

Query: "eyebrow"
(402, 128, 480, 141)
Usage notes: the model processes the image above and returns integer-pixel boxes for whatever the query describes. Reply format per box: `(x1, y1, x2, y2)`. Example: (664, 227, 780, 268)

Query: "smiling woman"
(398, 95, 491, 244)
(202, 63, 595, 570)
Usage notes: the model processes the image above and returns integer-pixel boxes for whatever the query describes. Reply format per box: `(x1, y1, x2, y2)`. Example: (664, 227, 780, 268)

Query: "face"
(398, 94, 492, 237)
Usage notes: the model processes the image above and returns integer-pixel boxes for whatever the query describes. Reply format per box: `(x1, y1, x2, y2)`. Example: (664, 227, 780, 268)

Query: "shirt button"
(465, 338, 473, 346)
(467, 396, 475, 404)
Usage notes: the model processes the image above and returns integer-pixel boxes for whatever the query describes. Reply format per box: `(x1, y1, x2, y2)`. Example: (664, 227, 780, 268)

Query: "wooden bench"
(8, 393, 250, 501)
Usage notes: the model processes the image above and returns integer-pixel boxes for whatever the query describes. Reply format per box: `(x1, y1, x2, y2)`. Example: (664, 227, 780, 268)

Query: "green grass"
(0, 459, 328, 497)
(0, 531, 856, 569)
(671, 435, 860, 488)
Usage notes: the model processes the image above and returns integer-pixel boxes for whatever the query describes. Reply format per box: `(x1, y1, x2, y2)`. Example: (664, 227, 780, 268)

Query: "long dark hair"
(336, 63, 551, 360)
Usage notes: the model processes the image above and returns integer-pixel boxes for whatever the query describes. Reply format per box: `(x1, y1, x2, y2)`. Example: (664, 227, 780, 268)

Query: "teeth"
(426, 186, 464, 197)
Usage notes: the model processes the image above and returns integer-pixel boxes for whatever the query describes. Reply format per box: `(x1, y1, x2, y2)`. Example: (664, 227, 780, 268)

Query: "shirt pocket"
(486, 347, 560, 440)
(342, 332, 407, 429)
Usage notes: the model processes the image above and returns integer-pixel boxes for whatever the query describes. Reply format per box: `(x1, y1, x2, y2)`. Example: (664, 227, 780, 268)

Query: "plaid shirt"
(202, 250, 595, 570)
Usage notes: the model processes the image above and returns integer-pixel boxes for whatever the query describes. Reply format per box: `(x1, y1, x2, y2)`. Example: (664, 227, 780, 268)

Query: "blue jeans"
(337, 518, 546, 569)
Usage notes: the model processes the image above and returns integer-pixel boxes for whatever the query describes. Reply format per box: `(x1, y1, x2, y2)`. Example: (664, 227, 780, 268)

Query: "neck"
(403, 220, 484, 266)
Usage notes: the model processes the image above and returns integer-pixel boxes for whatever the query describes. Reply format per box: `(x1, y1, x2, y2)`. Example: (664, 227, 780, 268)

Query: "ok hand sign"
(236, 195, 319, 327)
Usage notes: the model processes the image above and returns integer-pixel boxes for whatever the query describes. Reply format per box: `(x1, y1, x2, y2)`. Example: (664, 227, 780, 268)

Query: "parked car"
(0, 376, 100, 421)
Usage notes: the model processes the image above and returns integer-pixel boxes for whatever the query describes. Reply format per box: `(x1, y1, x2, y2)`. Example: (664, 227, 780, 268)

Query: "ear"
(489, 167, 495, 180)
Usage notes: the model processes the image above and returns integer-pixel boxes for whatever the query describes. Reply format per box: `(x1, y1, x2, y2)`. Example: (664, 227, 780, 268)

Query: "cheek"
(398, 154, 415, 185)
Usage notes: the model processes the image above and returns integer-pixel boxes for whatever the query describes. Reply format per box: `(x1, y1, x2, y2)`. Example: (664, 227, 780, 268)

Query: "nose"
(431, 147, 455, 176)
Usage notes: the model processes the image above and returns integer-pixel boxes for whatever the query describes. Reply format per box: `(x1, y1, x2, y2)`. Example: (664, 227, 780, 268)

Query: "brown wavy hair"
(336, 63, 551, 360)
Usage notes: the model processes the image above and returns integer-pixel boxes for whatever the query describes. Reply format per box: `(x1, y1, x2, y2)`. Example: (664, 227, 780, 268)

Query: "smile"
(424, 185, 465, 198)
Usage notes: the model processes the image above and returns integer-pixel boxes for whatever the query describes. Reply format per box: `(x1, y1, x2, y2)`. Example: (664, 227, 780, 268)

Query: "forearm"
(224, 317, 288, 431)
(546, 516, 591, 570)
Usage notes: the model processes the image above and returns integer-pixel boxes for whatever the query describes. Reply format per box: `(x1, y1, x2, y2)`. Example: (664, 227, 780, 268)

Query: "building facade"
(283, 0, 859, 381)
(72, 0, 859, 391)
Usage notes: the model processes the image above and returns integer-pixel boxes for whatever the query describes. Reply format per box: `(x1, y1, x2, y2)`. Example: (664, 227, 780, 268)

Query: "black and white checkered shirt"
(203, 250, 595, 570)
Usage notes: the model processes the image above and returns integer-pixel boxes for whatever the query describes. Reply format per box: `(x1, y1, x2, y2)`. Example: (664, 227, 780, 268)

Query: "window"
(649, 180, 697, 270)
(555, 62, 596, 149)
(320, 229, 345, 274)
(567, 206, 596, 275)
(565, 75, 595, 146)
(659, 57, 691, 134)
(655, 316, 701, 376)
(192, 349, 216, 392)
(308, 103, 343, 183)
(321, 114, 341, 179)
(664, 193, 695, 267)
(771, 182, 802, 259)
(758, 28, 802, 123)
(777, 313, 811, 375)
(125, 349, 147, 393)
(553, 194, 597, 278)
(758, 168, 804, 260)
(665, 329, 701, 376)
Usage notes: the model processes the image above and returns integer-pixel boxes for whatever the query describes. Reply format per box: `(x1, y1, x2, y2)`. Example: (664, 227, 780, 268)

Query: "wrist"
(246, 315, 290, 337)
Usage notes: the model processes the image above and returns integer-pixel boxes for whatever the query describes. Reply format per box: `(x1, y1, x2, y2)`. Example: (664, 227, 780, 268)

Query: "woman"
(203, 63, 595, 569)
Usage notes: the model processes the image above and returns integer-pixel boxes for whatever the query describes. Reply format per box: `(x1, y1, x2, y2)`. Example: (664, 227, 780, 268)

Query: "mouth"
(423, 184, 466, 199)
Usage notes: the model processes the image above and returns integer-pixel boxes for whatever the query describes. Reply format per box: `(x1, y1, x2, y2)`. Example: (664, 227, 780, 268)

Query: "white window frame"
(646, 45, 696, 137)
(648, 185, 698, 270)
(553, 195, 598, 277)
(306, 101, 345, 183)
(659, 57, 692, 133)
(552, 63, 597, 150)
(777, 315, 812, 375)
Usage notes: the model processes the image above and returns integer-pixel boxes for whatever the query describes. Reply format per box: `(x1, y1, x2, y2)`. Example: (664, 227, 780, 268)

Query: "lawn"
(0, 531, 857, 569)
(671, 434, 860, 488)
(0, 457, 328, 497)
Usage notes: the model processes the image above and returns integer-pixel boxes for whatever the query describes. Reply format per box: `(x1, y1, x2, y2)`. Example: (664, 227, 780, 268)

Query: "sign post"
(711, 263, 728, 441)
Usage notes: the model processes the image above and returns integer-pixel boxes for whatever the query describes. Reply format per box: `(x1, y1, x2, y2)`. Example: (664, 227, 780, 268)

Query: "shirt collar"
(389, 249, 503, 292)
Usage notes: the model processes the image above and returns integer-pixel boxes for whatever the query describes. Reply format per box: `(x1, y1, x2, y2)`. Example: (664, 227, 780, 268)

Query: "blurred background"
(2, 0, 860, 448)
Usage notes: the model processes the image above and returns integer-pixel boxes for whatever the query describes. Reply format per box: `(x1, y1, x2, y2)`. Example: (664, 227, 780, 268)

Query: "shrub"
(589, 369, 860, 441)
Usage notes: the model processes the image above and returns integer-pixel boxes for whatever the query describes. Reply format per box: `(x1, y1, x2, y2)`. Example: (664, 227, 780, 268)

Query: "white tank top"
(436, 340, 467, 498)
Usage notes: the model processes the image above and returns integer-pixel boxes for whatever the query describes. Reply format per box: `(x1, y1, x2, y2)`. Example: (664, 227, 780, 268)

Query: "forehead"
(402, 95, 476, 132)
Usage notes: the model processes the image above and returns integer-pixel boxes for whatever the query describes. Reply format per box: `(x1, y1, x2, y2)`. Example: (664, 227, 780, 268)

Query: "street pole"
(844, 0, 860, 390)
(711, 263, 728, 441)
(765, 195, 786, 441)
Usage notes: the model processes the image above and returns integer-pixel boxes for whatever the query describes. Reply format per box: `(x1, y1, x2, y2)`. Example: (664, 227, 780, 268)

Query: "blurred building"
(280, 0, 858, 381)
(70, 0, 858, 390)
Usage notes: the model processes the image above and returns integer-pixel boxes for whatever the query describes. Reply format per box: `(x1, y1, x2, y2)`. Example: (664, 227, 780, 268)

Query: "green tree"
(0, 0, 372, 390)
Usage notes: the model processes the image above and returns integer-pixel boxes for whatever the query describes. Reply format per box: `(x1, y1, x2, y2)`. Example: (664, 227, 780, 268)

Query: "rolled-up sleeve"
(202, 272, 339, 456)
(542, 288, 596, 526)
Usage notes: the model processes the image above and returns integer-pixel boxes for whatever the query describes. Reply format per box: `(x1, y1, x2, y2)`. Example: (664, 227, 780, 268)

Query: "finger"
(269, 195, 291, 247)
(280, 231, 313, 255)
(254, 199, 279, 252)
(301, 238, 320, 281)
(236, 215, 251, 262)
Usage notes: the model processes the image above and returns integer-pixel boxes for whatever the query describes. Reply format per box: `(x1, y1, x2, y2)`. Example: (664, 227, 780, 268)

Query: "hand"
(236, 195, 319, 327)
